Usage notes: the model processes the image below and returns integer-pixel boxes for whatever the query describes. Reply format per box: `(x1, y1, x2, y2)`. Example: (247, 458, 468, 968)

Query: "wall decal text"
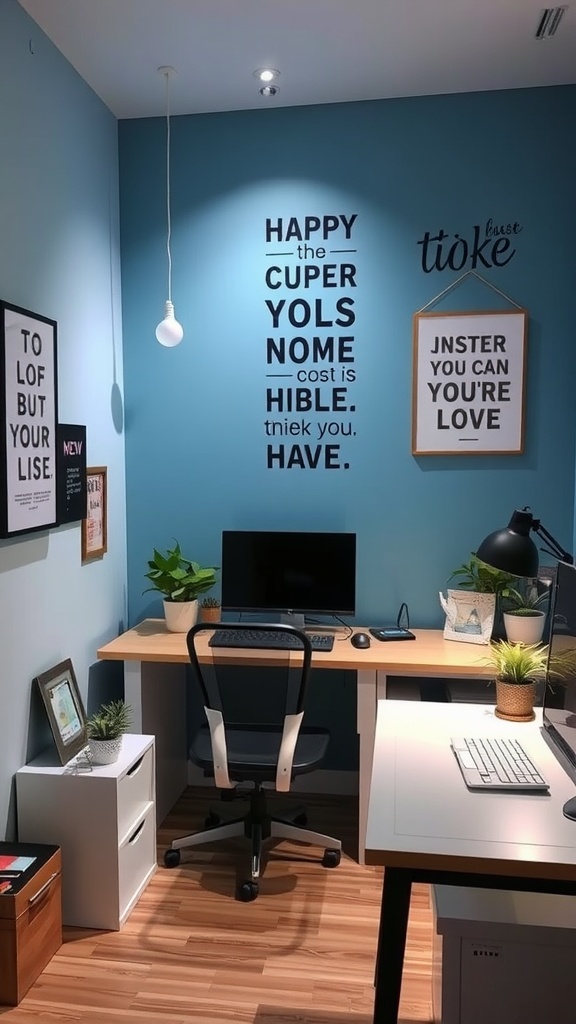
(264, 214, 359, 470)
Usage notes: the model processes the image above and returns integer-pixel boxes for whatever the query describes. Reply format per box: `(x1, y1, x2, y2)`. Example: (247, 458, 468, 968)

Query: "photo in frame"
(34, 658, 88, 765)
(0, 300, 58, 536)
(82, 466, 107, 562)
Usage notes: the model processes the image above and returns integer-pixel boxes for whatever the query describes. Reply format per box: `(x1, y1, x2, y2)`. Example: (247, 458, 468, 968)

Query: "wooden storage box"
(0, 843, 62, 1006)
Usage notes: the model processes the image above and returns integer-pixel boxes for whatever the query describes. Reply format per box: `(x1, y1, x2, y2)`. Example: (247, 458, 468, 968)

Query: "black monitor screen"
(543, 561, 576, 777)
(221, 530, 356, 617)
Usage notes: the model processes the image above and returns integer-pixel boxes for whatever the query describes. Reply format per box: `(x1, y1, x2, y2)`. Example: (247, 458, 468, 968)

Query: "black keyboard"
(208, 629, 334, 652)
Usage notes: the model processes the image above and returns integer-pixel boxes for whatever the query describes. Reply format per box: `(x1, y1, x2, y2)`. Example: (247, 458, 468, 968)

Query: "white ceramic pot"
(503, 611, 546, 645)
(88, 735, 123, 765)
(163, 598, 199, 633)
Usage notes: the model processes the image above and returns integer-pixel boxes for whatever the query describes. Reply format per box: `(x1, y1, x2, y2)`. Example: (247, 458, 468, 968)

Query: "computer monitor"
(543, 560, 576, 818)
(221, 530, 356, 627)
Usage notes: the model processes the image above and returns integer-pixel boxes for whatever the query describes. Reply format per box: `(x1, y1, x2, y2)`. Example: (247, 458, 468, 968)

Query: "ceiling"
(17, 0, 576, 120)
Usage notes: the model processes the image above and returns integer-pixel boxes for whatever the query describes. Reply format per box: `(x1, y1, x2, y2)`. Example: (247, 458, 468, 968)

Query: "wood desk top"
(365, 700, 576, 882)
(97, 619, 494, 677)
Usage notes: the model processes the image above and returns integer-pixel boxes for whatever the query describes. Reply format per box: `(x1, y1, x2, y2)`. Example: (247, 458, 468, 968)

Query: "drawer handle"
(128, 821, 145, 845)
(127, 755, 145, 778)
(28, 871, 58, 906)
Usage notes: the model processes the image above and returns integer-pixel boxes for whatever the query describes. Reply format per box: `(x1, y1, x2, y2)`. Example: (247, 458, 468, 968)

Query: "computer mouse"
(351, 632, 371, 649)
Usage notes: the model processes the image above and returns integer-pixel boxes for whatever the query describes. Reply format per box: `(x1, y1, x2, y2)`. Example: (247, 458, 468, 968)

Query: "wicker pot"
(495, 678, 536, 723)
(200, 606, 221, 624)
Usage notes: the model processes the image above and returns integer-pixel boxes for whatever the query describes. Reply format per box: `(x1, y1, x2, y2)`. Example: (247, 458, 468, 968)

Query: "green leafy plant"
(87, 699, 132, 740)
(484, 640, 548, 684)
(448, 553, 516, 598)
(201, 596, 221, 609)
(504, 583, 549, 617)
(144, 541, 218, 603)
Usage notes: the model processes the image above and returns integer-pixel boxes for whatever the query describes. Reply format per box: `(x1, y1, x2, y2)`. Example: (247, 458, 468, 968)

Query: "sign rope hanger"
(417, 270, 523, 314)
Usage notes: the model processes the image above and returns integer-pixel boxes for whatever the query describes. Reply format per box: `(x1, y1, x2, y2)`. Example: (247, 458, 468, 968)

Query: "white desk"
(365, 701, 576, 1023)
(97, 621, 493, 847)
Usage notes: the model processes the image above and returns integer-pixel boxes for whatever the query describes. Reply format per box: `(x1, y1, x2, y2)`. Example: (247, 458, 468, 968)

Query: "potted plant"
(440, 554, 516, 645)
(87, 699, 132, 764)
(144, 541, 218, 632)
(485, 640, 548, 722)
(502, 581, 550, 645)
(200, 596, 221, 623)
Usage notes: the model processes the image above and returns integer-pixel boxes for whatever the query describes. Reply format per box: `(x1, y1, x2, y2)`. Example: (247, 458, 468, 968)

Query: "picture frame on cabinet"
(82, 466, 107, 562)
(34, 658, 88, 765)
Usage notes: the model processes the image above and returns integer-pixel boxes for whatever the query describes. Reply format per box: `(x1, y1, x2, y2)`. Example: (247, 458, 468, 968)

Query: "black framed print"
(34, 658, 88, 765)
(57, 423, 87, 524)
(0, 301, 58, 537)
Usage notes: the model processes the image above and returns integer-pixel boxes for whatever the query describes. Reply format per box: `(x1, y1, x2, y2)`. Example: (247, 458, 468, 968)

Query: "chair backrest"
(186, 622, 313, 792)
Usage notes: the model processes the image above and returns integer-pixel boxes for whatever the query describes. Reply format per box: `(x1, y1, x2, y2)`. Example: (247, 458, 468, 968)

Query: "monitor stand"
(279, 612, 343, 633)
(279, 611, 305, 629)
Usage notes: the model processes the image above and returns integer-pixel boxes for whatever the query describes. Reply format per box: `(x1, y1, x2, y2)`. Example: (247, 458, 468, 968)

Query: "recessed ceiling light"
(253, 68, 280, 83)
(259, 85, 279, 98)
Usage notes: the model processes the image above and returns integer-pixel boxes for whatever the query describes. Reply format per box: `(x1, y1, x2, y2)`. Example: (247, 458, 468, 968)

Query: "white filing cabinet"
(16, 734, 157, 930)
(432, 885, 576, 1024)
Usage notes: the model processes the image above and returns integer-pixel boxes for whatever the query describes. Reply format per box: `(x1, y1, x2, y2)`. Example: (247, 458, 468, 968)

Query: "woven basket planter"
(495, 678, 536, 723)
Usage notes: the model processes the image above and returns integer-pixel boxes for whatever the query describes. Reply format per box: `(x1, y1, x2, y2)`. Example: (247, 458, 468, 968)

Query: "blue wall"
(119, 86, 576, 630)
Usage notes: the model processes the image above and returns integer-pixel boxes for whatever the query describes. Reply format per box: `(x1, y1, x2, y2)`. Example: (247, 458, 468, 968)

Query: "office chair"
(163, 621, 342, 901)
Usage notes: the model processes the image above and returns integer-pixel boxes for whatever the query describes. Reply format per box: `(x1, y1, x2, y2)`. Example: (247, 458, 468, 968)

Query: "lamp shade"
(476, 509, 539, 578)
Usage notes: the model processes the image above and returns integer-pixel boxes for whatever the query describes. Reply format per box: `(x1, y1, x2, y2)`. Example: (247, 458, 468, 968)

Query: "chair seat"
(191, 723, 329, 780)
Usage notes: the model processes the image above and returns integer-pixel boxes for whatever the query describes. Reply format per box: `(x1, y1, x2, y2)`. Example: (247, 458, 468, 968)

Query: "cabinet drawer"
(118, 804, 156, 925)
(117, 745, 154, 838)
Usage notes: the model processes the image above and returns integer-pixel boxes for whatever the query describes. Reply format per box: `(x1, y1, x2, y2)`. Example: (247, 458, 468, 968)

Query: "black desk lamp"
(476, 507, 574, 577)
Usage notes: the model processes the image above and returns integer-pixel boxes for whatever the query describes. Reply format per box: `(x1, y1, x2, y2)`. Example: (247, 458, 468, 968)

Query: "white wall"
(0, 0, 127, 837)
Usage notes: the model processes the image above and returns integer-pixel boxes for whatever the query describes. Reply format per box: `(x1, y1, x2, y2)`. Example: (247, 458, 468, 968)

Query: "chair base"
(164, 783, 342, 899)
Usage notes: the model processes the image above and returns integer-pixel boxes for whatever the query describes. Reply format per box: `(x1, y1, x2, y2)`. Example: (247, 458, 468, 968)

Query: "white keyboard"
(451, 736, 549, 791)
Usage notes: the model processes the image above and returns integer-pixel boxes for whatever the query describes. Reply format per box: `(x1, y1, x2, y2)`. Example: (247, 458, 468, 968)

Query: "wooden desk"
(97, 620, 493, 847)
(365, 701, 576, 1023)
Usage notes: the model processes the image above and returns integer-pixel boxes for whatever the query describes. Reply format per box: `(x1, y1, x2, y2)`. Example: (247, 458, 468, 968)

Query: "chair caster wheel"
(205, 812, 221, 827)
(322, 848, 341, 868)
(164, 848, 181, 868)
(293, 813, 308, 826)
(238, 880, 259, 902)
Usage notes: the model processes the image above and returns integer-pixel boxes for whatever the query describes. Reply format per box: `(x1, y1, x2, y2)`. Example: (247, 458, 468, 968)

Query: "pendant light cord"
(164, 69, 173, 304)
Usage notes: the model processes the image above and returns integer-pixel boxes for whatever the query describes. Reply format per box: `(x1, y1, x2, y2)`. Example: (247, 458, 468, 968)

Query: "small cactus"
(201, 596, 221, 608)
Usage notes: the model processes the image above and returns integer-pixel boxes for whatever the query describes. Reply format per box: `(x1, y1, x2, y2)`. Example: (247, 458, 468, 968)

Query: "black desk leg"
(373, 867, 412, 1024)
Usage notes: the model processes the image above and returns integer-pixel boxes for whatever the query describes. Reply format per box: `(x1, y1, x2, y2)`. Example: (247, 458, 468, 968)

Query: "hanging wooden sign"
(412, 309, 527, 455)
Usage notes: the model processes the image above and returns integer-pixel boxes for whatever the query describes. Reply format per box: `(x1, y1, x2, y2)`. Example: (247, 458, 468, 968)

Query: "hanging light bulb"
(156, 66, 184, 347)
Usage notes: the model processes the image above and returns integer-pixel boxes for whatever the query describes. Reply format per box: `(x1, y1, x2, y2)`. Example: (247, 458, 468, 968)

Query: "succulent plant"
(87, 699, 132, 740)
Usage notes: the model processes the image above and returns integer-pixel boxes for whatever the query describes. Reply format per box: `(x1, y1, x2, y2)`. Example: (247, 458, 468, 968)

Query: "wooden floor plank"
(1, 788, 434, 1023)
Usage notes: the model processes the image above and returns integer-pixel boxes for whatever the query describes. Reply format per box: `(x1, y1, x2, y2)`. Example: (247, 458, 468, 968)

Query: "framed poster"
(412, 309, 527, 455)
(82, 466, 107, 562)
(0, 301, 58, 536)
(57, 424, 87, 524)
(34, 658, 88, 765)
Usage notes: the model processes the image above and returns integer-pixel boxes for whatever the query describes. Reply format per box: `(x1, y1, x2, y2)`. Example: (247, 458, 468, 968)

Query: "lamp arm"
(531, 520, 574, 565)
